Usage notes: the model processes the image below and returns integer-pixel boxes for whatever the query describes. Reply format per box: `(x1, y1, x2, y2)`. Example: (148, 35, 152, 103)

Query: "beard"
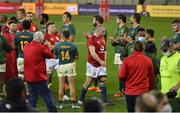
(93, 23, 97, 27)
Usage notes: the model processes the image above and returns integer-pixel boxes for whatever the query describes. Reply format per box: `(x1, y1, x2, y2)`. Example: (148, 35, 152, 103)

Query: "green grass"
(46, 15, 174, 112)
(5, 14, 175, 112)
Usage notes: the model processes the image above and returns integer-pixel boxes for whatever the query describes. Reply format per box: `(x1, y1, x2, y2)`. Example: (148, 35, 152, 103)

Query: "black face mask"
(162, 49, 168, 53)
(93, 23, 97, 27)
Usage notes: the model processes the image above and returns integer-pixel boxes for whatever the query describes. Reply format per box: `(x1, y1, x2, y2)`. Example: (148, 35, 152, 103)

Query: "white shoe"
(63, 95, 70, 101)
(77, 100, 83, 106)
(72, 104, 81, 109)
(56, 103, 63, 109)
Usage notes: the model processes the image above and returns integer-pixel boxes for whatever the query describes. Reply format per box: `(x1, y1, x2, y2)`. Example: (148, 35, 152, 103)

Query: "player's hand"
(125, 37, 132, 43)
(44, 40, 54, 50)
(170, 85, 179, 92)
(100, 61, 106, 67)
(44, 40, 50, 45)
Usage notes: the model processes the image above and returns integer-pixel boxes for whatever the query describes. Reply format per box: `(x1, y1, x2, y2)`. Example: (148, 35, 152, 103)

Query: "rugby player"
(79, 26, 112, 106)
(2, 20, 18, 81)
(110, 14, 128, 97)
(14, 20, 33, 78)
(44, 22, 61, 87)
(60, 12, 76, 42)
(17, 12, 38, 32)
(172, 19, 180, 52)
(55, 31, 80, 109)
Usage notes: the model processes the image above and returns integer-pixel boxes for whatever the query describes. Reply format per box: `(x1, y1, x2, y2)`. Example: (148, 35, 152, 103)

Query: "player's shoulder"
(64, 41, 75, 46)
(71, 42, 78, 48)
(89, 35, 96, 39)
(65, 41, 77, 49)
(68, 24, 75, 30)
(27, 31, 34, 35)
(15, 32, 21, 36)
(176, 33, 180, 37)
(69, 23, 74, 27)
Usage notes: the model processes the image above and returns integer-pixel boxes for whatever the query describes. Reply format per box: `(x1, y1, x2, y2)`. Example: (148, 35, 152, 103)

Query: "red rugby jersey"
(44, 32, 61, 45)
(2, 31, 18, 81)
(87, 35, 106, 67)
(17, 21, 38, 32)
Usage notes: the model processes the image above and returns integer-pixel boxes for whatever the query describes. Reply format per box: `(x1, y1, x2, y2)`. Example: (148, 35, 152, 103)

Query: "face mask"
(163, 51, 171, 56)
(137, 37, 145, 42)
(161, 104, 172, 112)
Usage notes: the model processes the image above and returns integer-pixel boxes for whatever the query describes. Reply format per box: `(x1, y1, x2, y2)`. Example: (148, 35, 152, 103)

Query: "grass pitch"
(6, 14, 175, 112)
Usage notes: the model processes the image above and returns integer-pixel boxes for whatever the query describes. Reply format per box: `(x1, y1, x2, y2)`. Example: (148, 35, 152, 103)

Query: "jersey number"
(61, 51, 70, 60)
(20, 41, 28, 50)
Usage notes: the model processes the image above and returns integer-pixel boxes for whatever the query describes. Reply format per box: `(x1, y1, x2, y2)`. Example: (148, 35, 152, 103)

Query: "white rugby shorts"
(57, 62, 76, 77)
(17, 58, 24, 72)
(86, 62, 107, 78)
(0, 63, 6, 72)
(46, 58, 59, 73)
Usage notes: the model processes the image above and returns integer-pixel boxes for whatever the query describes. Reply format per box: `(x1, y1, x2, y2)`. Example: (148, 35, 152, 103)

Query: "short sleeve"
(87, 36, 95, 47)
(69, 25, 76, 37)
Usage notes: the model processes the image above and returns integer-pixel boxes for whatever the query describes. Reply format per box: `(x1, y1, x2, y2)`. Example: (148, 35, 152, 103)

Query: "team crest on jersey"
(32, 27, 35, 31)
(56, 36, 59, 41)
(100, 45, 105, 51)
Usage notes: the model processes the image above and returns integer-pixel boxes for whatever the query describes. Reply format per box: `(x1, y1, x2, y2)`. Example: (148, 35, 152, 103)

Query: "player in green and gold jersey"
(110, 14, 128, 97)
(55, 31, 80, 109)
(14, 20, 33, 78)
(172, 19, 180, 52)
(60, 12, 76, 42)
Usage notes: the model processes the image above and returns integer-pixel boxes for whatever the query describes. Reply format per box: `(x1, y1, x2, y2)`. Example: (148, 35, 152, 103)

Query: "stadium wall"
(1, 3, 180, 17)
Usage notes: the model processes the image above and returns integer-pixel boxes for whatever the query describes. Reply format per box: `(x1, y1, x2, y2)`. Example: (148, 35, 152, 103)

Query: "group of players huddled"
(0, 7, 179, 111)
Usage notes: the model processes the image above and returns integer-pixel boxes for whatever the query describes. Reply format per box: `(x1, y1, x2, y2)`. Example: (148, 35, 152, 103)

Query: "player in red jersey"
(1, 17, 18, 34)
(2, 21, 18, 82)
(79, 26, 113, 106)
(39, 13, 49, 33)
(44, 22, 61, 87)
(17, 12, 38, 32)
(16, 8, 25, 23)
(0, 15, 8, 33)
(44, 22, 61, 46)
